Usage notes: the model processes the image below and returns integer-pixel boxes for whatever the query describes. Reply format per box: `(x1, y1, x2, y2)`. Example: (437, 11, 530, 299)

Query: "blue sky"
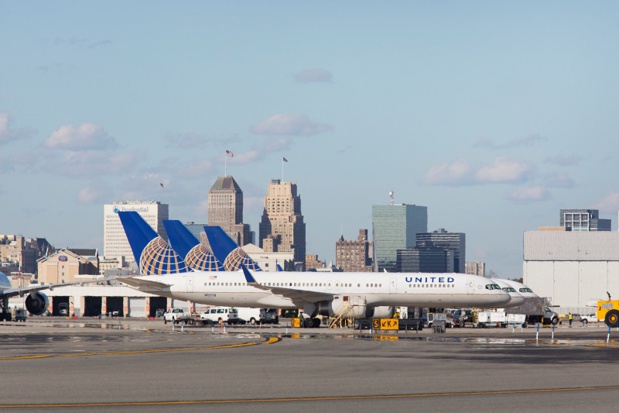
(2, 2, 619, 278)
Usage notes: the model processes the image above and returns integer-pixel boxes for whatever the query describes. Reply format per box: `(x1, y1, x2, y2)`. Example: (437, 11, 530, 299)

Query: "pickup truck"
(163, 308, 191, 324)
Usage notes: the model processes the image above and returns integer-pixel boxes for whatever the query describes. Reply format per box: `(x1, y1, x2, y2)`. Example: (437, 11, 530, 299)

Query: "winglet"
(276, 263, 283, 272)
(241, 265, 257, 284)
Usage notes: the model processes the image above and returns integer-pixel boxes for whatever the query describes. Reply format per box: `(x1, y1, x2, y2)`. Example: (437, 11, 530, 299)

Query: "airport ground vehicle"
(233, 307, 279, 325)
(427, 312, 455, 328)
(504, 297, 558, 326)
(474, 311, 507, 328)
(58, 302, 69, 316)
(579, 314, 597, 324)
(14, 308, 27, 322)
(259, 308, 279, 324)
(163, 308, 189, 324)
(596, 299, 619, 327)
(199, 307, 239, 325)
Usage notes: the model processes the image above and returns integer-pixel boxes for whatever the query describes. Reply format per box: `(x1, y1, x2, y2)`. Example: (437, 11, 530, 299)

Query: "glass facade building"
(372, 204, 427, 272)
(559, 209, 611, 232)
(416, 229, 466, 273)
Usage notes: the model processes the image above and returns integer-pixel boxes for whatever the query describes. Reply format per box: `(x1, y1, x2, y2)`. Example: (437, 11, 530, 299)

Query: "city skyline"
(2, 3, 619, 278)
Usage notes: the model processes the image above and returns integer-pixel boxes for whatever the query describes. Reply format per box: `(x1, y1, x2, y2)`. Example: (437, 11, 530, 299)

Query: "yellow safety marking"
(1, 384, 619, 409)
(0, 336, 280, 361)
(371, 318, 399, 330)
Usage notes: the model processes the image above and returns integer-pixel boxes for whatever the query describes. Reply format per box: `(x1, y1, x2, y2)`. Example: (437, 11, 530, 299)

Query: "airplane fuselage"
(121, 270, 511, 309)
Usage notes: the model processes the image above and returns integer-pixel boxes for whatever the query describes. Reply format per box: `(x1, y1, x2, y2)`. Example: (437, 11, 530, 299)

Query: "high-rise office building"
(103, 201, 169, 265)
(259, 179, 306, 266)
(559, 209, 611, 231)
(207, 176, 252, 246)
(336, 229, 373, 272)
(372, 204, 427, 272)
(416, 228, 466, 273)
(397, 247, 454, 273)
(465, 261, 486, 277)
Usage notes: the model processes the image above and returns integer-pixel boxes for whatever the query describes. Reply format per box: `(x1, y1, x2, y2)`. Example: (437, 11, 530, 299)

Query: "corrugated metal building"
(523, 231, 619, 311)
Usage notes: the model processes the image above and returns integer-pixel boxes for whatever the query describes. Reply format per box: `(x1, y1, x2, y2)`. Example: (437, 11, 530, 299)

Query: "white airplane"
(491, 278, 525, 307)
(0, 271, 97, 321)
(501, 279, 539, 298)
(119, 268, 512, 327)
(117, 212, 512, 327)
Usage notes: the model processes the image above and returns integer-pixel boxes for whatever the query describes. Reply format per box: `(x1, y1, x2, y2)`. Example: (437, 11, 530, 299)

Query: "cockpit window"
(485, 284, 502, 290)
(502, 287, 517, 293)
(520, 288, 533, 293)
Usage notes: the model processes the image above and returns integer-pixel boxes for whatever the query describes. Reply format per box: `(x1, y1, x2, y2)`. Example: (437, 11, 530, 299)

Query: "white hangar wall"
(523, 231, 619, 311)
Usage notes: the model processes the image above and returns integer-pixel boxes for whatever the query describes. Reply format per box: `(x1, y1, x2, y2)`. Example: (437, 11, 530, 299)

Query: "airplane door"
(186, 275, 194, 292)
(466, 280, 474, 295)
(389, 277, 397, 294)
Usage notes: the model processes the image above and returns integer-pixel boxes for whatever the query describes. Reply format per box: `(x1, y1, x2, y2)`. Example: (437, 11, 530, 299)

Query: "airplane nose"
(504, 294, 525, 307)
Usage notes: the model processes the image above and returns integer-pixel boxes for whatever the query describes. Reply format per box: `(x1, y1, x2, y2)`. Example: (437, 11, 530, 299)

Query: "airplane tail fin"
(163, 220, 200, 259)
(118, 211, 158, 264)
(117, 211, 189, 275)
(164, 220, 224, 271)
(203, 226, 261, 271)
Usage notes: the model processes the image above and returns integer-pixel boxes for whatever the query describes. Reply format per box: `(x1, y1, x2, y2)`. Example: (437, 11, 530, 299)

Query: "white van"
(235, 307, 279, 325)
(199, 307, 239, 325)
(235, 308, 261, 325)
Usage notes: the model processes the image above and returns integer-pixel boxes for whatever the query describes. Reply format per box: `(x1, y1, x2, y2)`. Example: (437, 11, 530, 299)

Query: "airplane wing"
(117, 276, 172, 292)
(0, 279, 104, 299)
(241, 266, 333, 305)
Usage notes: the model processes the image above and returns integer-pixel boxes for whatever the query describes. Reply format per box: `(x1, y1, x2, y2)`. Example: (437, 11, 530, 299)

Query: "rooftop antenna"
(389, 190, 394, 206)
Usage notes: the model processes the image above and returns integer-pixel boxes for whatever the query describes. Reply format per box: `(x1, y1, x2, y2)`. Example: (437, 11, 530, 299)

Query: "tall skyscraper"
(259, 179, 306, 266)
(336, 229, 373, 272)
(207, 176, 252, 246)
(372, 204, 427, 272)
(560, 209, 611, 231)
(103, 201, 169, 265)
(416, 228, 466, 273)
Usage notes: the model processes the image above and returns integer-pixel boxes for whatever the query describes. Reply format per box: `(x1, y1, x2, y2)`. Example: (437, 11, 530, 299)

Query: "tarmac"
(1, 317, 619, 412)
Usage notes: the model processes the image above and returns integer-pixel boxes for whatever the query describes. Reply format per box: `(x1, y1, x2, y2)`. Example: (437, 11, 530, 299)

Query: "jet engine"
(366, 306, 395, 318)
(324, 296, 367, 319)
(25, 292, 49, 316)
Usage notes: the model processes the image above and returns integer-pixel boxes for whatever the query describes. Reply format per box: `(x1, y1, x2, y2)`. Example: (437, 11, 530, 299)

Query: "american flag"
(283, 157, 288, 162)
(225, 150, 234, 158)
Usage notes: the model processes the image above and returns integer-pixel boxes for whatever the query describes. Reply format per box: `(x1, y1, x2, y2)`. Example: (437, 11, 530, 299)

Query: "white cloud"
(475, 157, 532, 183)
(421, 159, 473, 186)
(422, 157, 533, 186)
(251, 114, 332, 136)
(505, 186, 550, 202)
(76, 183, 112, 204)
(592, 191, 619, 214)
(45, 123, 117, 150)
(295, 68, 333, 83)
(48, 150, 141, 176)
(0, 112, 33, 145)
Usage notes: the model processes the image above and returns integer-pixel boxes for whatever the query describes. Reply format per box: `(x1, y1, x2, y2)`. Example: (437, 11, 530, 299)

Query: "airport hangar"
(523, 230, 619, 314)
(8, 282, 193, 318)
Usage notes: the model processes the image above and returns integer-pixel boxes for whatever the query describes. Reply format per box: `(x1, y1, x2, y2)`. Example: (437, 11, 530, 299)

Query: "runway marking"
(0, 336, 280, 361)
(2, 385, 619, 409)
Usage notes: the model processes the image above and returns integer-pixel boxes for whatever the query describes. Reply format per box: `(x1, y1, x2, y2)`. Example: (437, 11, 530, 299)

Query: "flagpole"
(224, 153, 227, 177)
(281, 158, 284, 182)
